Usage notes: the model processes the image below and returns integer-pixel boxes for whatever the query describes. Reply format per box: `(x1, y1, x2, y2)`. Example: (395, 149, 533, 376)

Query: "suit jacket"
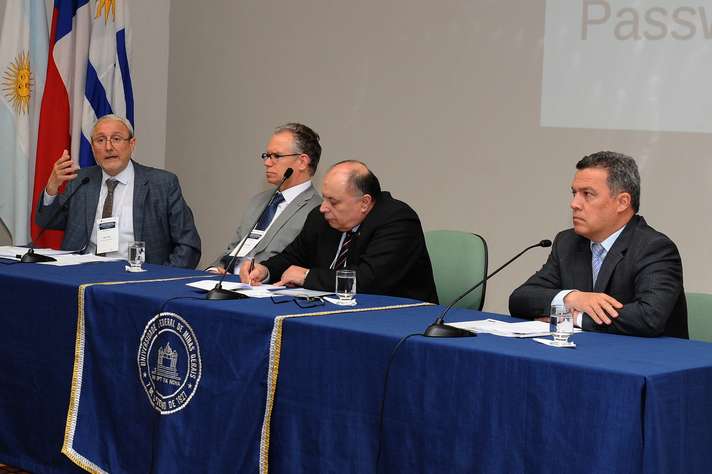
(36, 161, 201, 269)
(509, 215, 687, 338)
(261, 191, 438, 304)
(209, 183, 322, 270)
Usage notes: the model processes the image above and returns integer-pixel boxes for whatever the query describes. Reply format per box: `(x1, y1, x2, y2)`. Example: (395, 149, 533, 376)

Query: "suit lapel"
(253, 186, 315, 254)
(594, 217, 638, 292)
(572, 237, 594, 291)
(132, 162, 149, 240)
(85, 168, 103, 236)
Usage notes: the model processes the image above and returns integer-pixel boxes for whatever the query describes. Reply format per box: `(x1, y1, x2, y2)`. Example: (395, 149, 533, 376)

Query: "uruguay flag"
(32, 0, 134, 247)
(0, 0, 48, 245)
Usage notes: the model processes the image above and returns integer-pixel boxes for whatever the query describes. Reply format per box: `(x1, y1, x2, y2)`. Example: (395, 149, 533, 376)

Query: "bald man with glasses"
(207, 123, 322, 281)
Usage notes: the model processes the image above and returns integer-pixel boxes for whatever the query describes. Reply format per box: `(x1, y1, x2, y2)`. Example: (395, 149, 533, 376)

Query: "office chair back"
(425, 230, 488, 310)
(686, 292, 712, 343)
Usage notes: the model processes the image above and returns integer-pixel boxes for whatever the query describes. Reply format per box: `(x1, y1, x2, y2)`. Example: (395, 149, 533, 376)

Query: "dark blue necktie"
(255, 192, 285, 231)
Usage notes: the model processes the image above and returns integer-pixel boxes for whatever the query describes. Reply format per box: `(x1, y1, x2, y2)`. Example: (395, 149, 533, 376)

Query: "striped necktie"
(591, 242, 606, 285)
(333, 231, 354, 269)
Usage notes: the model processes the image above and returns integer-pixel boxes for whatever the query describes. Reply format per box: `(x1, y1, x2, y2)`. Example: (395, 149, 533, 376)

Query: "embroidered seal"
(137, 312, 201, 414)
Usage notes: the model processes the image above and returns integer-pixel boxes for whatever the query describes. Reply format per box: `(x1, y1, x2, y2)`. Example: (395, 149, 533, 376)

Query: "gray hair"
(576, 151, 640, 212)
(274, 122, 321, 175)
(92, 114, 134, 138)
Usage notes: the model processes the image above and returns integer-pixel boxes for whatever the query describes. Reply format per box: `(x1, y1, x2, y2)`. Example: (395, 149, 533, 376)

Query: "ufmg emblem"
(138, 312, 202, 414)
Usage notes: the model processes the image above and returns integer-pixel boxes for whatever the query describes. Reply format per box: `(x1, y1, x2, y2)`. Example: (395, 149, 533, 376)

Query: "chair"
(686, 292, 712, 343)
(0, 217, 12, 246)
(425, 230, 488, 310)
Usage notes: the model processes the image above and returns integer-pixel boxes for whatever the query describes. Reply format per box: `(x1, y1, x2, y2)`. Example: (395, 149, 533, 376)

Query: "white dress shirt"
(43, 162, 136, 258)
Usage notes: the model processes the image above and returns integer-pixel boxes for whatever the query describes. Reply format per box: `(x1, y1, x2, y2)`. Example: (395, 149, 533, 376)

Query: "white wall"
(167, 0, 711, 313)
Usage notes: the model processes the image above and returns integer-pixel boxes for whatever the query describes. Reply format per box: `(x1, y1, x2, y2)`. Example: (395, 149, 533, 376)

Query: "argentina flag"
(32, 0, 134, 246)
(0, 0, 48, 245)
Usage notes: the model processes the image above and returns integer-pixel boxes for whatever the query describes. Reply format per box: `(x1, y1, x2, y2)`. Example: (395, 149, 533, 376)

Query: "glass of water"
(128, 241, 146, 272)
(550, 304, 574, 346)
(335, 269, 356, 304)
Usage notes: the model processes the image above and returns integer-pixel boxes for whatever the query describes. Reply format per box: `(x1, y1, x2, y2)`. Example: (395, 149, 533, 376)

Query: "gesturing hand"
(46, 150, 78, 195)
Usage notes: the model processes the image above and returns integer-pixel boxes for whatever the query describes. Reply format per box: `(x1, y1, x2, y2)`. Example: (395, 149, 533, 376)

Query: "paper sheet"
(186, 279, 285, 298)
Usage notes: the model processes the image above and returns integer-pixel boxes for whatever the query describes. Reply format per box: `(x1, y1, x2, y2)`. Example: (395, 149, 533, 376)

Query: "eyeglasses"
(270, 295, 325, 308)
(92, 136, 131, 147)
(260, 152, 301, 161)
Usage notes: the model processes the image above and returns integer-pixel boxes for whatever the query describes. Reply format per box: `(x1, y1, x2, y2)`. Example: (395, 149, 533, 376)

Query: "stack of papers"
(186, 280, 286, 298)
(447, 319, 555, 338)
(0, 246, 74, 259)
(0, 246, 121, 266)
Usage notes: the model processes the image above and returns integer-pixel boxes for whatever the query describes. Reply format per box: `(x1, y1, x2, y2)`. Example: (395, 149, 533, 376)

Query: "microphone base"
(20, 251, 57, 263)
(205, 285, 249, 300)
(423, 321, 476, 338)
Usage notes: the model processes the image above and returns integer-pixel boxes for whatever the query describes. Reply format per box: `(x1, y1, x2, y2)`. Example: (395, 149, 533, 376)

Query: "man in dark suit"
(207, 123, 322, 280)
(36, 114, 201, 269)
(509, 151, 687, 338)
(248, 160, 438, 303)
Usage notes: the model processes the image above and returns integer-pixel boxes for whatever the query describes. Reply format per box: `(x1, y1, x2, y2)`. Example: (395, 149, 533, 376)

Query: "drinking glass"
(128, 241, 146, 271)
(550, 304, 574, 346)
(335, 269, 356, 304)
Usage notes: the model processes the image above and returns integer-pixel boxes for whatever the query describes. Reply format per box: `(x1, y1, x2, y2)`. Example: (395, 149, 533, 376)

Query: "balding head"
(319, 161, 380, 232)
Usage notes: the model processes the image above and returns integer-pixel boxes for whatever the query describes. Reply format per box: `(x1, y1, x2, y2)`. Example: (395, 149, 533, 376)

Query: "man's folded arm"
(581, 237, 683, 337)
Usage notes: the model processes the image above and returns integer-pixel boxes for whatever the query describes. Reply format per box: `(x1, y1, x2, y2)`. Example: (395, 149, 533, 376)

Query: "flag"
(0, 0, 48, 245)
(32, 0, 134, 247)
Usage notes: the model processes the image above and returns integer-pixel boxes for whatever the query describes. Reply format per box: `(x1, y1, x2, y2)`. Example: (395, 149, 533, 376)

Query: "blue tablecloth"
(1, 260, 712, 473)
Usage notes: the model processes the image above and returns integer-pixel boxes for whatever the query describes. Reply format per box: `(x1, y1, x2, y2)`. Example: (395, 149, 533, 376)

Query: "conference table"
(1, 260, 711, 473)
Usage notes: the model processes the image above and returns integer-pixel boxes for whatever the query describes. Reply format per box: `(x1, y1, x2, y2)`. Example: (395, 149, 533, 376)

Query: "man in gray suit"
(208, 123, 322, 281)
(36, 114, 201, 269)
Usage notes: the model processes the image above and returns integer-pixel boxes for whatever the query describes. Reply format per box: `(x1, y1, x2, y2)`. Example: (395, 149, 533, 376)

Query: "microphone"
(20, 177, 91, 263)
(423, 239, 552, 337)
(206, 168, 294, 300)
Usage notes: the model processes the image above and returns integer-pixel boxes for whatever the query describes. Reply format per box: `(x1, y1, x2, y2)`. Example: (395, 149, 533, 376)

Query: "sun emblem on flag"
(1, 51, 33, 115)
(95, 0, 117, 23)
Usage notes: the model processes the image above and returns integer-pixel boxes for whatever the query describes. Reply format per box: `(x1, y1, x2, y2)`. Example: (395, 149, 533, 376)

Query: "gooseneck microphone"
(20, 177, 91, 263)
(423, 239, 552, 337)
(206, 168, 294, 300)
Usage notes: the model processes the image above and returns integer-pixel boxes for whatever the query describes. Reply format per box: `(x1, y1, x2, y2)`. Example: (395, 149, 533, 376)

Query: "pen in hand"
(247, 258, 254, 286)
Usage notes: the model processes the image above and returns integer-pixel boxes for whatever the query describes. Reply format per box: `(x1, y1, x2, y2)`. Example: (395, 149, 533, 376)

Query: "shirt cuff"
(551, 290, 583, 327)
(43, 190, 57, 206)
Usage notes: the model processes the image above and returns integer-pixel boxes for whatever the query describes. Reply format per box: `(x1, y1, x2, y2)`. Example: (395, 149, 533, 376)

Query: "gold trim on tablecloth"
(258, 302, 433, 474)
(62, 276, 206, 474)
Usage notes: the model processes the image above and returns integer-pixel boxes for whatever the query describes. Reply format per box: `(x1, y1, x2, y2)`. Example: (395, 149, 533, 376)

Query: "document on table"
(271, 288, 332, 298)
(41, 254, 122, 266)
(0, 246, 121, 265)
(0, 246, 75, 260)
(186, 279, 286, 298)
(447, 319, 553, 338)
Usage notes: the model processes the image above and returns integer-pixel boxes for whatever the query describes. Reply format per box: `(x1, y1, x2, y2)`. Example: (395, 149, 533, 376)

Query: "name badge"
(230, 230, 266, 258)
(97, 217, 119, 254)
